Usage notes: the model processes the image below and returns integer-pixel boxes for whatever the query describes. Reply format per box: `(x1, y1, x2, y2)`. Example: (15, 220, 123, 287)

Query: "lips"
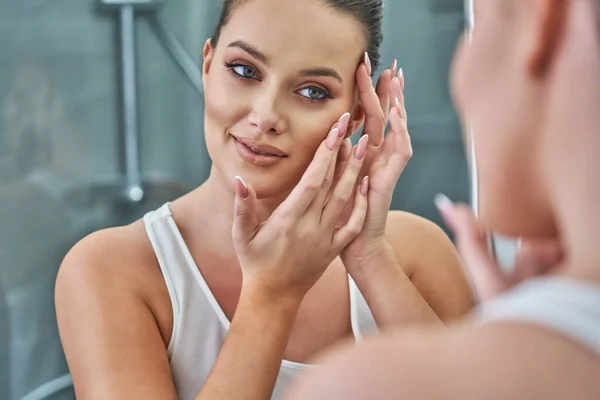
(232, 135, 288, 167)
(233, 136, 288, 157)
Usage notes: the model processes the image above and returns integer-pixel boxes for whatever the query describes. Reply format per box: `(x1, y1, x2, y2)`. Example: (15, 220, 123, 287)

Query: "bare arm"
(346, 213, 476, 328)
(57, 231, 303, 400)
(56, 233, 177, 400)
(196, 289, 300, 400)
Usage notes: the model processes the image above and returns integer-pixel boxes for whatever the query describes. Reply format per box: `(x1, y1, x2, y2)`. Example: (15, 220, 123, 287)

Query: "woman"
(288, 0, 600, 398)
(55, 0, 475, 398)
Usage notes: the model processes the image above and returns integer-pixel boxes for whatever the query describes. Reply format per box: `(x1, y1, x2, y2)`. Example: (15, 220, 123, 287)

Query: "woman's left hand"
(340, 55, 413, 271)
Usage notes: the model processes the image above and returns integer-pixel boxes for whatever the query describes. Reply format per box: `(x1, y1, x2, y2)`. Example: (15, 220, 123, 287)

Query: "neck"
(178, 166, 293, 251)
(541, 1, 600, 282)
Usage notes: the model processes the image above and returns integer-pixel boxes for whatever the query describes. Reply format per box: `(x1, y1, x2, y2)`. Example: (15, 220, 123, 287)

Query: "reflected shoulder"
(289, 322, 600, 399)
(384, 211, 455, 273)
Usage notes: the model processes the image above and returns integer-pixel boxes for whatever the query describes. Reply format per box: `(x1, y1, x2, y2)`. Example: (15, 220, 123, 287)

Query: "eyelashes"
(224, 62, 260, 81)
(223, 62, 333, 103)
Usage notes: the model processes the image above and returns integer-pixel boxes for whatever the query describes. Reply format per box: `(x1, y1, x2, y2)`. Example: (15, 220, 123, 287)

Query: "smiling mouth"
(233, 136, 288, 158)
(241, 142, 285, 157)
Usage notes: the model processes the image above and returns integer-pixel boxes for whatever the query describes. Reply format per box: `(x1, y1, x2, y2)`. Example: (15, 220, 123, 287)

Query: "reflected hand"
(435, 195, 564, 301)
(340, 56, 412, 271)
(232, 116, 371, 303)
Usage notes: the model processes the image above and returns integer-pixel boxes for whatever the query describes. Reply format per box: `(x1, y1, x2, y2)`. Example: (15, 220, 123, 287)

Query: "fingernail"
(354, 135, 369, 160)
(434, 193, 453, 212)
(399, 68, 405, 90)
(364, 52, 372, 76)
(391, 59, 397, 75)
(361, 176, 369, 197)
(326, 128, 340, 150)
(235, 175, 248, 199)
(337, 112, 351, 137)
(395, 97, 401, 109)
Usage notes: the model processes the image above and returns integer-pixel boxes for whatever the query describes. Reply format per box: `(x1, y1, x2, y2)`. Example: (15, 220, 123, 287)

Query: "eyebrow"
(227, 40, 343, 84)
(227, 40, 268, 63)
(299, 68, 343, 84)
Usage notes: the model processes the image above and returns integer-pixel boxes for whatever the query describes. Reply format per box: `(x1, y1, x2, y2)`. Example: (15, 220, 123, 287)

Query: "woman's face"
(202, 0, 366, 199)
(450, 0, 555, 236)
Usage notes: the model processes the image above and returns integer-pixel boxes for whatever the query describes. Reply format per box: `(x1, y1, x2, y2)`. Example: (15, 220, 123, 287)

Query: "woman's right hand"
(232, 115, 371, 304)
(435, 194, 564, 301)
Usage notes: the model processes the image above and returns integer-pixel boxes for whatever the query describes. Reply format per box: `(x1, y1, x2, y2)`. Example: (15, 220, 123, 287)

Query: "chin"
(479, 198, 557, 239)
(213, 161, 298, 201)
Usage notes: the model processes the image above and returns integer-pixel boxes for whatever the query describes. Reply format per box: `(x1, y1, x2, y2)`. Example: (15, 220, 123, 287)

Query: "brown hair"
(210, 0, 384, 75)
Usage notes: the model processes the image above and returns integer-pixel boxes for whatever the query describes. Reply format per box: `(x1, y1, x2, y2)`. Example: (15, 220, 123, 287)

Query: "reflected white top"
(478, 277, 600, 357)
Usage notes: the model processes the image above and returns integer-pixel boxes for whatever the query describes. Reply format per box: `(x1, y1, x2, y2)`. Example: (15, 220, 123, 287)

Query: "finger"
(356, 63, 386, 147)
(310, 115, 352, 211)
(232, 176, 259, 247)
(390, 76, 407, 123)
(376, 67, 394, 123)
(333, 176, 369, 248)
(325, 138, 352, 208)
(279, 124, 343, 218)
(513, 239, 564, 282)
(435, 195, 509, 301)
(322, 135, 369, 226)
(333, 138, 352, 184)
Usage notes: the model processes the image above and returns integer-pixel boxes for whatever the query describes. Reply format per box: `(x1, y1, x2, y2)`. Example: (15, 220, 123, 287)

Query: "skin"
(55, 0, 475, 398)
(287, 0, 600, 399)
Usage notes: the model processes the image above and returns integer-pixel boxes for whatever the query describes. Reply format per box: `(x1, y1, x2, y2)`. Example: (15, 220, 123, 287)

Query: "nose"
(248, 88, 287, 135)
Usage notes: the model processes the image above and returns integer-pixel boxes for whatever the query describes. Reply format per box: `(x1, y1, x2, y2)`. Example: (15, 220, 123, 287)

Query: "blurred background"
(0, 0, 473, 398)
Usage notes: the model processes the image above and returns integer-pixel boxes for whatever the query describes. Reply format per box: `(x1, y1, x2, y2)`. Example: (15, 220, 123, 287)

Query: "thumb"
(232, 176, 259, 247)
(513, 239, 564, 282)
(435, 194, 509, 301)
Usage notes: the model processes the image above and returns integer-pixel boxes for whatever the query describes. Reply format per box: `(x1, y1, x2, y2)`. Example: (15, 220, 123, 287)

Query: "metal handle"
(464, 0, 498, 260)
(119, 4, 144, 202)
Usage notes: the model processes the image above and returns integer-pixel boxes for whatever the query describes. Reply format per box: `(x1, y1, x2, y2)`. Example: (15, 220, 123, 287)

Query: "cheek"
(205, 73, 239, 126)
(203, 72, 250, 151)
(288, 114, 335, 163)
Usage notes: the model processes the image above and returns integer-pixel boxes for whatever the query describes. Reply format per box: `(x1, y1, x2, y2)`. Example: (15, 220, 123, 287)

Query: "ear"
(202, 38, 215, 86)
(347, 103, 365, 139)
(527, 0, 568, 78)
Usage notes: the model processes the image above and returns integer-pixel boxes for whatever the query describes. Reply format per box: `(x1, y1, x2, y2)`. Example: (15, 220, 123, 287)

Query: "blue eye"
(231, 64, 257, 79)
(298, 86, 330, 101)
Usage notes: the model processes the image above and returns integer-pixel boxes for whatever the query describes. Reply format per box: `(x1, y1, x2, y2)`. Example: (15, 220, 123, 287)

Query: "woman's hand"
(435, 194, 564, 301)
(340, 55, 413, 273)
(232, 114, 371, 305)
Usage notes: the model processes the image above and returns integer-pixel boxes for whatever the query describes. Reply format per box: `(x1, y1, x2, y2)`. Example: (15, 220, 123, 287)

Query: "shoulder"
(55, 220, 167, 322)
(290, 322, 600, 399)
(57, 222, 154, 291)
(384, 211, 457, 275)
(385, 211, 449, 244)
(383, 211, 476, 318)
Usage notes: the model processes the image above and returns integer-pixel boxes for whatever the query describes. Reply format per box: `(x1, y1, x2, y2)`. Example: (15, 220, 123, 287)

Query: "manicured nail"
(395, 97, 401, 109)
(354, 135, 369, 160)
(391, 59, 397, 75)
(361, 176, 369, 197)
(337, 112, 351, 137)
(235, 176, 248, 199)
(434, 193, 453, 212)
(399, 68, 405, 90)
(364, 52, 372, 76)
(326, 128, 340, 150)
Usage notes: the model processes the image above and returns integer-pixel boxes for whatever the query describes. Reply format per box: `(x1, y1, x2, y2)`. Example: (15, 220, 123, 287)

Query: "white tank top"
(477, 277, 600, 358)
(143, 203, 378, 400)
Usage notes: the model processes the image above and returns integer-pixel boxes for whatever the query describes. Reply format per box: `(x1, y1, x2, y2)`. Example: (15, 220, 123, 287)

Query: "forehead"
(219, 0, 366, 72)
